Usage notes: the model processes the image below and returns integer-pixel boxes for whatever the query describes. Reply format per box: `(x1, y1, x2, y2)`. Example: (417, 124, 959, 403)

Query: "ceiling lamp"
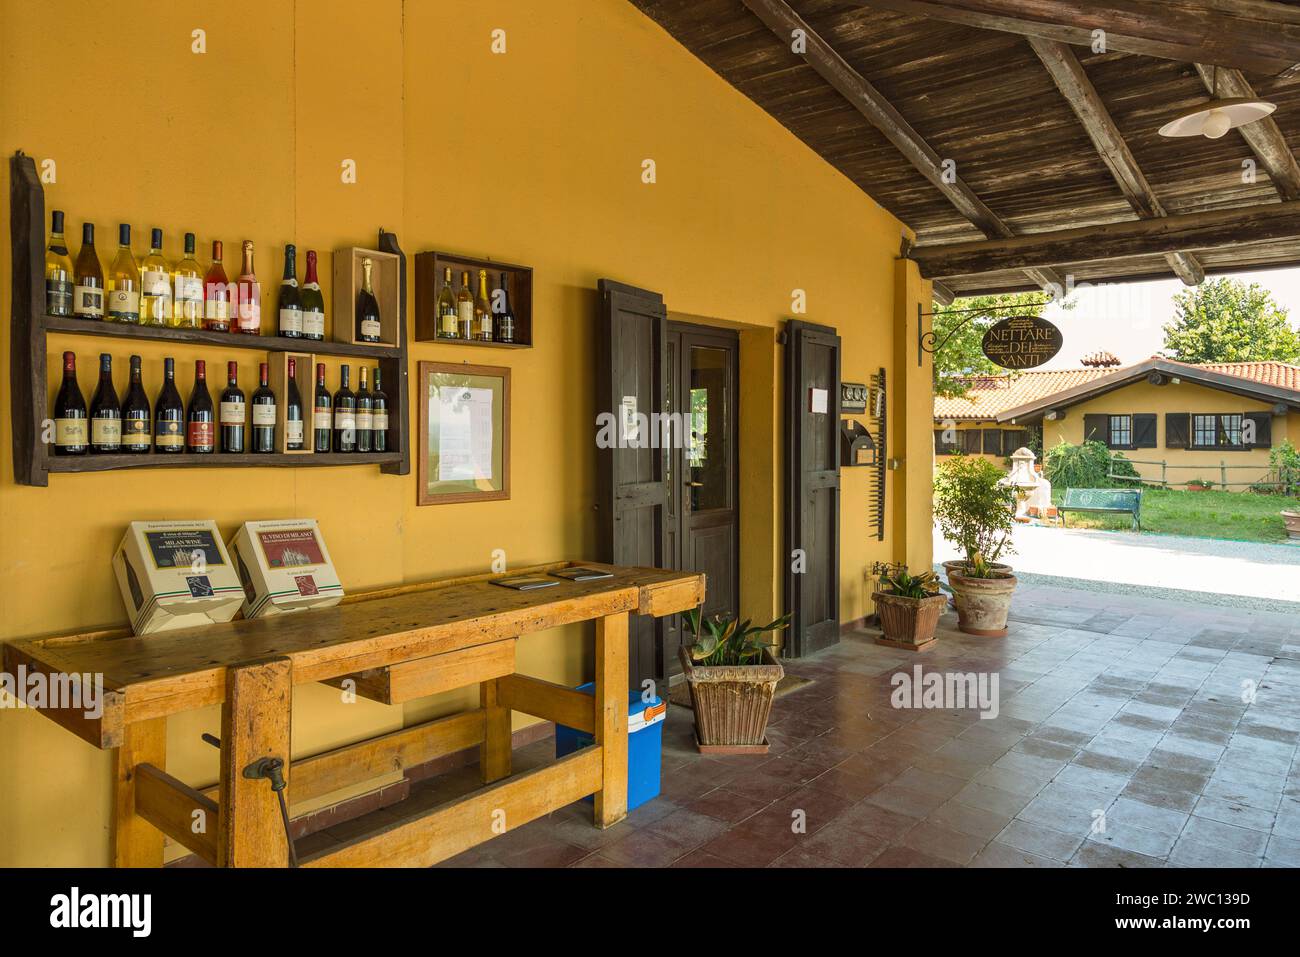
(1159, 66, 1276, 139)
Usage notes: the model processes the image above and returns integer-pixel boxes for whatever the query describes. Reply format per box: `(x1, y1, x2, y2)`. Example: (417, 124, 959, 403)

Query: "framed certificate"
(417, 362, 511, 506)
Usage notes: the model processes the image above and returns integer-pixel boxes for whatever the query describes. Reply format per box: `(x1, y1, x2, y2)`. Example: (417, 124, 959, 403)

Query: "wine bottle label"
(334, 410, 356, 431)
(220, 400, 246, 425)
(204, 295, 229, 321)
(188, 421, 214, 447)
(155, 421, 184, 447)
(123, 418, 151, 448)
(361, 318, 381, 339)
(279, 306, 303, 334)
(55, 418, 86, 445)
(286, 420, 305, 443)
(74, 285, 104, 317)
(176, 275, 203, 303)
(457, 302, 473, 331)
(253, 404, 277, 427)
(478, 314, 492, 337)
(303, 309, 325, 338)
(236, 285, 261, 330)
(372, 411, 389, 431)
(440, 310, 457, 336)
(47, 279, 74, 315)
(108, 288, 140, 321)
(356, 410, 373, 431)
(314, 407, 331, 429)
(91, 418, 122, 444)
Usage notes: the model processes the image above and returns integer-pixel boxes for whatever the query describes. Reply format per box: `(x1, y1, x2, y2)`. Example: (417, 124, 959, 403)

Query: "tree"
(932, 291, 1054, 398)
(1162, 278, 1300, 364)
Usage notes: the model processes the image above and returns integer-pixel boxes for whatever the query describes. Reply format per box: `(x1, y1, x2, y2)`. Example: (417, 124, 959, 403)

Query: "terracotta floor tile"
(867, 783, 950, 819)
(928, 800, 1014, 841)
(899, 820, 989, 864)
(868, 844, 953, 868)
(686, 788, 769, 824)
(996, 819, 1085, 861)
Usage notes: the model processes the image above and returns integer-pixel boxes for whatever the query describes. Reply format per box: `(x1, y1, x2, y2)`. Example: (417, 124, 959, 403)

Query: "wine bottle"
(154, 357, 185, 453)
(457, 270, 474, 340)
(301, 251, 326, 341)
(45, 210, 74, 317)
(235, 240, 261, 334)
(186, 360, 215, 453)
(474, 269, 493, 341)
(73, 223, 105, 321)
(356, 366, 373, 453)
(219, 361, 246, 454)
(173, 233, 204, 329)
(313, 363, 332, 453)
(251, 362, 276, 452)
(333, 364, 356, 453)
(204, 240, 231, 332)
(52, 351, 87, 456)
(277, 245, 302, 338)
(371, 367, 388, 453)
(285, 358, 306, 451)
(121, 355, 151, 454)
(437, 266, 458, 338)
(88, 353, 122, 453)
(495, 272, 516, 343)
(140, 228, 172, 326)
(106, 224, 140, 323)
(356, 257, 382, 343)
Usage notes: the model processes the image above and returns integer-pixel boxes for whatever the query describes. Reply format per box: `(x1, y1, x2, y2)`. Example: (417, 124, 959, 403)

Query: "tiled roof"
(935, 358, 1300, 421)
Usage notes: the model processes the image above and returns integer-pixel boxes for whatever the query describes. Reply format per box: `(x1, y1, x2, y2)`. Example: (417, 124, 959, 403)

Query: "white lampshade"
(1159, 97, 1277, 138)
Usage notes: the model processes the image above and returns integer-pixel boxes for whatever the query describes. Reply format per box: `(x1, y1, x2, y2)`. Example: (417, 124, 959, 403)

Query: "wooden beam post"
(593, 613, 629, 828)
(218, 657, 292, 868)
(112, 717, 167, 868)
(479, 678, 512, 785)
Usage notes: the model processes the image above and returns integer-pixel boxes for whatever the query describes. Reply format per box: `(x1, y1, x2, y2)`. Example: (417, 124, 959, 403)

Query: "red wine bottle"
(371, 367, 388, 453)
(88, 353, 122, 453)
(154, 358, 185, 453)
(186, 359, 215, 453)
(313, 363, 331, 452)
(121, 355, 151, 454)
(356, 366, 373, 453)
(286, 357, 305, 450)
(333, 364, 356, 453)
(52, 351, 88, 456)
(251, 362, 276, 453)
(219, 361, 246, 453)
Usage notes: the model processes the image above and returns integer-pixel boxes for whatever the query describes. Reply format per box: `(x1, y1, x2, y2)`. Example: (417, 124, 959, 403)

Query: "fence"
(1108, 457, 1297, 493)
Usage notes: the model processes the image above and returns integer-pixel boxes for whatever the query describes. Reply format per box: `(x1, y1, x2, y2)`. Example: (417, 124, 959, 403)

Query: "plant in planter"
(871, 565, 950, 651)
(1187, 478, 1214, 492)
(679, 608, 789, 754)
(933, 456, 1018, 637)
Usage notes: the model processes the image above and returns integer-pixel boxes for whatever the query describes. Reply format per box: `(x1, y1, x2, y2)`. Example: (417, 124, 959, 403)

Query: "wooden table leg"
(112, 717, 167, 868)
(594, 612, 628, 828)
(218, 657, 292, 868)
(480, 677, 512, 784)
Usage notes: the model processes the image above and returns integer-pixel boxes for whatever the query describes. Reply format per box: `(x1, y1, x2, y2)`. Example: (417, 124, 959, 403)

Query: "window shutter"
(982, 429, 1003, 455)
(934, 430, 950, 455)
(962, 430, 983, 454)
(1083, 414, 1108, 447)
(1165, 413, 1190, 449)
(1244, 412, 1272, 449)
(1133, 414, 1157, 449)
(1002, 430, 1027, 456)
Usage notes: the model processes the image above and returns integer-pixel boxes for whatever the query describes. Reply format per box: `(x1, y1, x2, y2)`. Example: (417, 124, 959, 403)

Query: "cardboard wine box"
(228, 519, 344, 619)
(113, 520, 245, 635)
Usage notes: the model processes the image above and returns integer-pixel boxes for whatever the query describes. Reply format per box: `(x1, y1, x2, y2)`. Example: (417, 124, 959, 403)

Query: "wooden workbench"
(4, 561, 704, 868)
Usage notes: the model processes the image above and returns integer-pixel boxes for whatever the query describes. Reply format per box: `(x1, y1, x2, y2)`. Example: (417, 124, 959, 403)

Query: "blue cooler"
(555, 683, 666, 812)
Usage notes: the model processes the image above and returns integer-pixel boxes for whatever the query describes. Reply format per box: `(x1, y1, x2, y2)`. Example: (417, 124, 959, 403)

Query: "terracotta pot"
(679, 646, 783, 749)
(1186, 483, 1212, 492)
(941, 560, 1011, 609)
(1284, 510, 1300, 541)
(947, 569, 1017, 637)
(872, 591, 948, 650)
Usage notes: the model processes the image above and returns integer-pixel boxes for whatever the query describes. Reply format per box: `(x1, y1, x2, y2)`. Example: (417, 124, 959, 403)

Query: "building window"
(1108, 415, 1132, 449)
(1220, 414, 1243, 447)
(1192, 413, 1244, 449)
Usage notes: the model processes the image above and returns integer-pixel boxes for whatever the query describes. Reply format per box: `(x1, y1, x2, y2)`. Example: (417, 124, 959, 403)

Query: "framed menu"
(417, 361, 511, 506)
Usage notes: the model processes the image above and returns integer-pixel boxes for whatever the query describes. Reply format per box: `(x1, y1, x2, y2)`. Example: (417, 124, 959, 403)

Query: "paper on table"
(438, 386, 495, 483)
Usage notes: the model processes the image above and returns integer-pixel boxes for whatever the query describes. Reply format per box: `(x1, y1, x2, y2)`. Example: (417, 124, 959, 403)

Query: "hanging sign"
(981, 315, 1063, 369)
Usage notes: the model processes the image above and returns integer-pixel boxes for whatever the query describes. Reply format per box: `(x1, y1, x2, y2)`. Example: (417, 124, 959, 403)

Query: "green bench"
(1059, 488, 1142, 531)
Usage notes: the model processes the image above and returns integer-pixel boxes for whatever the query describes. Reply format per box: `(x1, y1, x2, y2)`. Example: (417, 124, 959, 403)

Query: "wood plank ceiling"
(630, 0, 1300, 297)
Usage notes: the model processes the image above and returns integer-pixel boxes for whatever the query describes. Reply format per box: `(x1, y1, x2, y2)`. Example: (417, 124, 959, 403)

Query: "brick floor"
(320, 582, 1300, 867)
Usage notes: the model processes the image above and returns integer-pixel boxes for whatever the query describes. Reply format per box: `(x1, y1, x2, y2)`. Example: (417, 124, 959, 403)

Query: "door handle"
(686, 481, 704, 488)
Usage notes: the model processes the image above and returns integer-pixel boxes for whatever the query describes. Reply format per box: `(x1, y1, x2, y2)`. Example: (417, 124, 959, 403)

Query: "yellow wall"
(0, 0, 928, 866)
(1038, 380, 1290, 489)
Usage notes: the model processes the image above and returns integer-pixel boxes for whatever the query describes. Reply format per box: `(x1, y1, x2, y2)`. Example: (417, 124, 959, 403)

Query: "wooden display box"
(414, 250, 533, 347)
(333, 246, 401, 347)
(267, 351, 315, 453)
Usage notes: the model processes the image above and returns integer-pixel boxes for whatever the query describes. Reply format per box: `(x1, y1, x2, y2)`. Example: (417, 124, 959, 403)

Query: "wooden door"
(783, 320, 841, 657)
(596, 280, 669, 697)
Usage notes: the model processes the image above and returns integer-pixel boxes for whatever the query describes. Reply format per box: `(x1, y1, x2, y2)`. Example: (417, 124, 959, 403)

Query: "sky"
(1037, 266, 1300, 369)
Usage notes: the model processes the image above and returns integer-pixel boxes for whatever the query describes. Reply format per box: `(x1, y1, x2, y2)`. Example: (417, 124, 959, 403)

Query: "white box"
(113, 520, 245, 635)
(228, 519, 344, 619)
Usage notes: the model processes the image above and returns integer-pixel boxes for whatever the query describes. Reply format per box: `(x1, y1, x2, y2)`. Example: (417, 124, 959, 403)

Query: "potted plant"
(1187, 478, 1214, 492)
(934, 456, 1018, 637)
(679, 608, 789, 754)
(1283, 509, 1300, 540)
(872, 566, 949, 651)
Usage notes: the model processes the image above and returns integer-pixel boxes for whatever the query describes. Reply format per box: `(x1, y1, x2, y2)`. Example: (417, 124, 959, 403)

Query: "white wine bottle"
(140, 227, 172, 326)
(437, 266, 458, 338)
(172, 233, 204, 329)
(106, 224, 140, 323)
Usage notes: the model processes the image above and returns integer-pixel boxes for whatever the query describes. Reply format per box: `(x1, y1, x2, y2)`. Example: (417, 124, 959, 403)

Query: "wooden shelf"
(43, 314, 400, 359)
(46, 451, 403, 473)
(425, 337, 531, 350)
(413, 250, 534, 347)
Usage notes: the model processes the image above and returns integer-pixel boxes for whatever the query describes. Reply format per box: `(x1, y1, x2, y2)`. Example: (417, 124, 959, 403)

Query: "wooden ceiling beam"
(739, 0, 1066, 297)
(932, 280, 957, 306)
(1194, 63, 1300, 202)
(852, 0, 1300, 76)
(1029, 37, 1205, 286)
(908, 200, 1300, 277)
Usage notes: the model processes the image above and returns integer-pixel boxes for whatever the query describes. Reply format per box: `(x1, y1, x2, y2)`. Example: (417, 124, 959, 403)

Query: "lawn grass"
(1051, 486, 1297, 543)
